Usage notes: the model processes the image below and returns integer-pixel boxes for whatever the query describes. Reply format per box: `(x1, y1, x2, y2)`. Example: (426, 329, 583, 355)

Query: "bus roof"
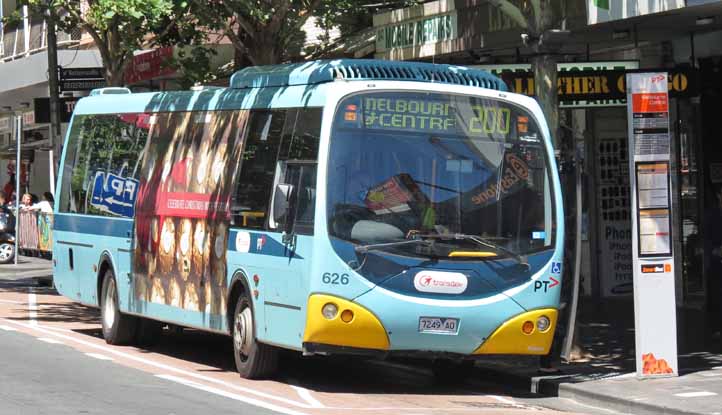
(73, 60, 506, 116)
(229, 59, 507, 91)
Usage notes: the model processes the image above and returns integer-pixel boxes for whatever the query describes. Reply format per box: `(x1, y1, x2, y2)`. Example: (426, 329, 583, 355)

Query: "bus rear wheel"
(100, 269, 138, 345)
(232, 292, 278, 379)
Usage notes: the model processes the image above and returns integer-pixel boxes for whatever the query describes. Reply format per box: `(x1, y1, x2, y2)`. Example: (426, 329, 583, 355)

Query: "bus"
(53, 59, 564, 379)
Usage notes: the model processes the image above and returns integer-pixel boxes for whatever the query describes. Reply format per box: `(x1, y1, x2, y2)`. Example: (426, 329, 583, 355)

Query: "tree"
(489, 0, 585, 363)
(10, 0, 178, 86)
(487, 0, 565, 148)
(183, 0, 415, 68)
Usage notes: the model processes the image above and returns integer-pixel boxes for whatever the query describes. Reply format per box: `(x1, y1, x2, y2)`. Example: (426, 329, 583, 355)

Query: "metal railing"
(0, 18, 81, 61)
(17, 210, 53, 254)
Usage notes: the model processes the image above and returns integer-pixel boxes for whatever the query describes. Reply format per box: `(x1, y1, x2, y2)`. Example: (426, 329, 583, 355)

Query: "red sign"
(632, 93, 669, 113)
(124, 47, 175, 85)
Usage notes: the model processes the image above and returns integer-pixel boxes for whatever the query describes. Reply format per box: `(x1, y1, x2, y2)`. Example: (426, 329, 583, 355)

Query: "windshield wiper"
(415, 233, 529, 269)
(354, 239, 432, 254)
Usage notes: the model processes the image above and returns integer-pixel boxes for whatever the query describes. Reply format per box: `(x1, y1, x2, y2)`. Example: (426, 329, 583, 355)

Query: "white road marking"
(488, 395, 516, 405)
(0, 324, 17, 331)
(37, 337, 63, 344)
(2, 318, 309, 410)
(673, 391, 718, 398)
(28, 289, 37, 326)
(700, 372, 722, 377)
(42, 326, 73, 333)
(487, 395, 530, 410)
(0, 299, 23, 304)
(290, 385, 325, 408)
(325, 408, 502, 411)
(559, 397, 618, 414)
(85, 353, 114, 361)
(155, 375, 310, 415)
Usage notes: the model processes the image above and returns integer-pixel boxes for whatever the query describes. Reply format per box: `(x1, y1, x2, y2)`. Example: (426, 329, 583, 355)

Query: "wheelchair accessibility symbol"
(551, 262, 561, 275)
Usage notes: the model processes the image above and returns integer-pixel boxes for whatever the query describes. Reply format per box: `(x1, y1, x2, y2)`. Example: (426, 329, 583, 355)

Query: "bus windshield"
(327, 91, 555, 260)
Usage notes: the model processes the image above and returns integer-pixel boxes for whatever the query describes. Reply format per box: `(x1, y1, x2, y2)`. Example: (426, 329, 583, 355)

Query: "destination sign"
(341, 94, 525, 138)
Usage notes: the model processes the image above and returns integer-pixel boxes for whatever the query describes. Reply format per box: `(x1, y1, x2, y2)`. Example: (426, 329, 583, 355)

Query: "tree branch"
(486, 0, 528, 30)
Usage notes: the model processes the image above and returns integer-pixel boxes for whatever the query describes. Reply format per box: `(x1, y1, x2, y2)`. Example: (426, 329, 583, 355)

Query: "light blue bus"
(53, 59, 564, 379)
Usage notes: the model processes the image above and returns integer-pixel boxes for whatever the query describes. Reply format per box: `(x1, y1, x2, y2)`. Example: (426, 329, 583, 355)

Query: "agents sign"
(627, 72, 678, 378)
(90, 172, 139, 218)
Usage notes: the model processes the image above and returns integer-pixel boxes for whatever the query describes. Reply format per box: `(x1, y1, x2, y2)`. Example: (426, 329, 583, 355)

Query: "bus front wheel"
(100, 269, 138, 345)
(232, 292, 278, 379)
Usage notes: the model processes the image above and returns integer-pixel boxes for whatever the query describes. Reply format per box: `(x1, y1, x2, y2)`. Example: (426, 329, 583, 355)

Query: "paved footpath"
(475, 347, 722, 415)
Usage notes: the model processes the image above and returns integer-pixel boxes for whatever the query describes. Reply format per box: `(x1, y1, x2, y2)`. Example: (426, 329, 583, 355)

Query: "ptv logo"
(534, 277, 559, 293)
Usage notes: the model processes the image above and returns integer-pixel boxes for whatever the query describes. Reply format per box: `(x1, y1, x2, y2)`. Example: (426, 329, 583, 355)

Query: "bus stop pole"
(561, 144, 583, 361)
(14, 114, 22, 266)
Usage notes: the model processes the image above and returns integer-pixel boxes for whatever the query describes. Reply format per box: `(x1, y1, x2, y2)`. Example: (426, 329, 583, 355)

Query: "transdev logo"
(413, 271, 468, 294)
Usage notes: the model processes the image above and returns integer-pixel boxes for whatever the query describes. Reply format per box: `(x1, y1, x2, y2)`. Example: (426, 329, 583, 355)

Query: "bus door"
(229, 160, 316, 347)
(259, 161, 316, 347)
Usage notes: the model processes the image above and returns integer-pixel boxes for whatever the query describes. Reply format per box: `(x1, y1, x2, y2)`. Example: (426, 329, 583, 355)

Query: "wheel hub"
(234, 306, 253, 359)
(103, 280, 116, 329)
(0, 243, 13, 260)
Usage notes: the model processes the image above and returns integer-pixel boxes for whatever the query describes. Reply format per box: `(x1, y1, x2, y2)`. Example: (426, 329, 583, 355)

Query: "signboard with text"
(627, 72, 678, 378)
(124, 47, 175, 84)
(59, 66, 106, 92)
(476, 64, 695, 108)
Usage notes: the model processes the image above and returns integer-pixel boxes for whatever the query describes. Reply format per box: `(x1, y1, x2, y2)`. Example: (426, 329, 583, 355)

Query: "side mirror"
(272, 183, 295, 232)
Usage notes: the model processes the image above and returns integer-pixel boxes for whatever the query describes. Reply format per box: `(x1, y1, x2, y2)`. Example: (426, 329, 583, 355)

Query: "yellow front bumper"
(473, 308, 558, 355)
(303, 294, 390, 350)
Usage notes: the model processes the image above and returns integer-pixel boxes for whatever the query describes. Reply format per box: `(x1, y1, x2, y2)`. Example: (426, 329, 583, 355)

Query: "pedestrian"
(19, 193, 33, 209)
(30, 192, 54, 214)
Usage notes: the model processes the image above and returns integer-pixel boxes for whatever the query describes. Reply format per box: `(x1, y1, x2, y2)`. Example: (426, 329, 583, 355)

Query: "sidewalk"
(0, 255, 53, 283)
(474, 299, 722, 415)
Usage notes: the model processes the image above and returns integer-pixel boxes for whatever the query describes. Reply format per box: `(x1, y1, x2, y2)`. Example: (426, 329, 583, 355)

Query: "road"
(0, 276, 604, 415)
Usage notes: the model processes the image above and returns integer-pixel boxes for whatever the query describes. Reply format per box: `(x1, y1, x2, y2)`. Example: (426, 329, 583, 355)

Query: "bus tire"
(135, 318, 163, 346)
(100, 269, 138, 345)
(232, 292, 278, 379)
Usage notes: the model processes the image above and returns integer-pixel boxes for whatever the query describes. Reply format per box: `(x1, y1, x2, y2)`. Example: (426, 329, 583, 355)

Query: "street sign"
(59, 66, 106, 92)
(60, 67, 104, 80)
(60, 79, 106, 92)
(627, 72, 678, 379)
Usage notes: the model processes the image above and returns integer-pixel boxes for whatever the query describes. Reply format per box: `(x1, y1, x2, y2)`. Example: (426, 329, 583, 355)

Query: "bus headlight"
(537, 316, 551, 332)
(322, 303, 338, 320)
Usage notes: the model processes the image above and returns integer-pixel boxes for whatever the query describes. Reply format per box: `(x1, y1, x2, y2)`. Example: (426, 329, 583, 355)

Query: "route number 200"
(322, 273, 349, 285)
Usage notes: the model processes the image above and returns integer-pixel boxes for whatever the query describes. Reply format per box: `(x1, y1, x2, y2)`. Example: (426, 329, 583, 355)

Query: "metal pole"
(46, 6, 60, 195)
(14, 114, 22, 266)
(561, 141, 583, 361)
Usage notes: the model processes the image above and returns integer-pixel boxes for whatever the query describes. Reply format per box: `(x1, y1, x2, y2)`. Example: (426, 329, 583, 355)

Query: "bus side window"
(269, 162, 317, 235)
(231, 107, 322, 231)
(231, 110, 288, 229)
(58, 114, 149, 217)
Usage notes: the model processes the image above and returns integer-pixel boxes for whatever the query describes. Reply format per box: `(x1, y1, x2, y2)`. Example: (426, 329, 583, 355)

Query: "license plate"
(418, 317, 459, 334)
